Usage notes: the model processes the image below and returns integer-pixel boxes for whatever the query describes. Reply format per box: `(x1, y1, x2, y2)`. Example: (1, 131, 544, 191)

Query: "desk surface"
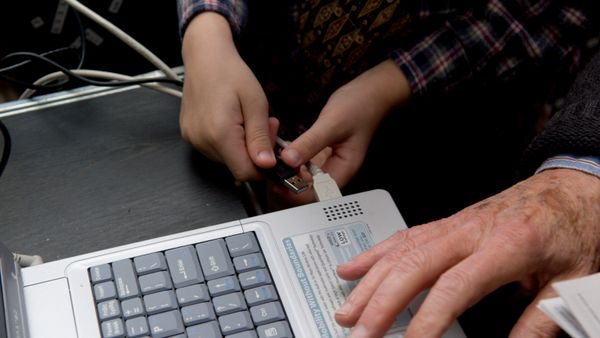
(0, 86, 248, 262)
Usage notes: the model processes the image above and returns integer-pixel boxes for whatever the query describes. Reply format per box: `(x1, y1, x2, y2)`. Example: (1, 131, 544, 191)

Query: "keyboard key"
(144, 290, 178, 314)
(226, 233, 260, 257)
(90, 264, 112, 283)
(147, 310, 185, 338)
(94, 281, 117, 302)
(125, 316, 149, 337)
(101, 318, 125, 338)
(121, 297, 145, 319)
(207, 275, 241, 297)
(186, 321, 221, 338)
(257, 321, 293, 338)
(97, 299, 121, 321)
(233, 253, 266, 273)
(181, 302, 216, 325)
(239, 269, 271, 289)
(112, 259, 140, 299)
(176, 284, 210, 306)
(219, 310, 254, 335)
(245, 285, 278, 306)
(165, 246, 204, 288)
(139, 271, 172, 294)
(134, 252, 167, 275)
(250, 302, 286, 326)
(196, 239, 234, 280)
(213, 292, 247, 315)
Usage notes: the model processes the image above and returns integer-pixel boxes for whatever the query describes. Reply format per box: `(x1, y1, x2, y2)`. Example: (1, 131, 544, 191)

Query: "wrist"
(182, 12, 237, 63)
(366, 59, 412, 110)
(536, 155, 600, 181)
(538, 167, 600, 200)
(343, 59, 411, 118)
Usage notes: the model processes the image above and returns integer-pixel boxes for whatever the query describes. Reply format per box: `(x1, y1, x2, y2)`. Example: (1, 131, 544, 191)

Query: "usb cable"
(306, 161, 342, 202)
(260, 156, 309, 194)
(276, 137, 342, 202)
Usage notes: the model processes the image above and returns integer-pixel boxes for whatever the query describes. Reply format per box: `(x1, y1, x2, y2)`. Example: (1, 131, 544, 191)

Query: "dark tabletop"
(0, 87, 248, 262)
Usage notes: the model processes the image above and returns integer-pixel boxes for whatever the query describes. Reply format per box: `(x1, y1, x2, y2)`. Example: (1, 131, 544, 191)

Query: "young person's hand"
(279, 59, 411, 203)
(180, 12, 278, 181)
(335, 168, 600, 338)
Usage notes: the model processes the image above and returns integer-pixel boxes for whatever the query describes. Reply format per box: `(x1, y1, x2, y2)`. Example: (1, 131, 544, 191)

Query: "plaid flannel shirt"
(176, 0, 595, 96)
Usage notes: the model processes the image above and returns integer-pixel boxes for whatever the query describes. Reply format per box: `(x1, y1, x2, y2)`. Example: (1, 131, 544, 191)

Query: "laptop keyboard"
(88, 232, 294, 338)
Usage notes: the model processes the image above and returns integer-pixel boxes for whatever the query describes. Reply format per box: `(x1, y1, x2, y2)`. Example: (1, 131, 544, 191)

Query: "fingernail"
(337, 259, 354, 271)
(336, 302, 352, 316)
(337, 261, 350, 268)
(282, 148, 302, 167)
(257, 150, 275, 164)
(348, 325, 370, 338)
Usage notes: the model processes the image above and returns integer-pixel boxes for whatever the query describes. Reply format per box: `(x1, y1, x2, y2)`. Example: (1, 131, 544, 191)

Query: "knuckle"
(390, 230, 420, 252)
(246, 128, 271, 148)
(296, 132, 322, 159)
(435, 270, 472, 303)
(364, 293, 390, 316)
(390, 248, 430, 275)
(498, 223, 541, 254)
(408, 312, 439, 335)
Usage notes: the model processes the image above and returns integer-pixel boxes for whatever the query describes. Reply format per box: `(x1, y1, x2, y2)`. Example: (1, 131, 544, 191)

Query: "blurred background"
(0, 0, 183, 103)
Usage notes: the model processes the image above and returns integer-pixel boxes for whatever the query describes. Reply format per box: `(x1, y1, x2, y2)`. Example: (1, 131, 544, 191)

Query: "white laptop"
(1, 189, 466, 338)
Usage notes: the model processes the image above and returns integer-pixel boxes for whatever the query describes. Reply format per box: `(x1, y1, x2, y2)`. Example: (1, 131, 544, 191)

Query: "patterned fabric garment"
(295, 0, 411, 107)
(176, 0, 597, 96)
(176, 0, 599, 134)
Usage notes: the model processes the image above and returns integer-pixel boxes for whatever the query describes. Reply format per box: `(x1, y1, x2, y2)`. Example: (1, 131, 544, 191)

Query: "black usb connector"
(261, 156, 309, 194)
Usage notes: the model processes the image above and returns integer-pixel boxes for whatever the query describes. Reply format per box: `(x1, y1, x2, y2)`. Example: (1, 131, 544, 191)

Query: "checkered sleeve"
(176, 0, 248, 37)
(391, 0, 594, 96)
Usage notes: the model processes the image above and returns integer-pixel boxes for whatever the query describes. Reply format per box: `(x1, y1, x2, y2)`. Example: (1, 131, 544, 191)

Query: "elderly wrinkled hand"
(335, 168, 600, 338)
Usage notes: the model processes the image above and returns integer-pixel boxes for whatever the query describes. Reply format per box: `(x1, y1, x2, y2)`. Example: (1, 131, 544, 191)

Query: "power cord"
(20, 69, 183, 100)
(276, 137, 342, 202)
(63, 0, 180, 82)
(0, 9, 87, 92)
(1, 52, 182, 88)
(0, 46, 77, 75)
(1, 0, 183, 98)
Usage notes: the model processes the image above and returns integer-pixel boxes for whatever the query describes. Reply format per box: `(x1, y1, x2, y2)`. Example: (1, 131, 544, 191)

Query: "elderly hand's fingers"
(403, 235, 539, 338)
(508, 285, 563, 338)
(337, 229, 474, 334)
(337, 222, 451, 281)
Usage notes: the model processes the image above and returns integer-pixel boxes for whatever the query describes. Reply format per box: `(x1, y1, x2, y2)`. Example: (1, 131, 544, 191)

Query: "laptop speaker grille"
(323, 201, 363, 221)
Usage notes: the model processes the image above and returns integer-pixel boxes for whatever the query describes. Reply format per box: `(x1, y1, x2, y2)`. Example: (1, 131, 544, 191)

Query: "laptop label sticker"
(283, 222, 387, 338)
